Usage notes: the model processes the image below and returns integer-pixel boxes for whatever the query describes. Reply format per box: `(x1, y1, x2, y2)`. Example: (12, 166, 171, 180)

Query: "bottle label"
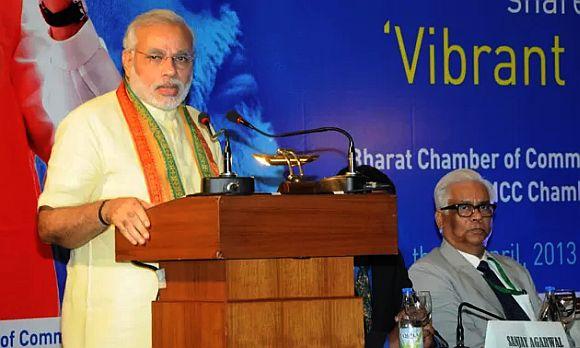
(399, 327, 423, 348)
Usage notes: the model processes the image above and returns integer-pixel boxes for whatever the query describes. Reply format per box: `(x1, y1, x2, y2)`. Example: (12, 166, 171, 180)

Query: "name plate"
(485, 321, 569, 348)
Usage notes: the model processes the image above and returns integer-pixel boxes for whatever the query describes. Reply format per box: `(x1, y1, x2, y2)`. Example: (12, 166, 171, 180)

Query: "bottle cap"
(544, 286, 556, 292)
(402, 287, 413, 295)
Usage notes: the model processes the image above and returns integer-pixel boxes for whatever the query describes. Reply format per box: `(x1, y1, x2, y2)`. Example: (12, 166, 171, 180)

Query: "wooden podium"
(116, 193, 398, 347)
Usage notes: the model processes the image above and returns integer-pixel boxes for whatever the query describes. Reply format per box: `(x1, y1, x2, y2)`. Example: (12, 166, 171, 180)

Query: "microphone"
(455, 302, 505, 348)
(226, 111, 254, 129)
(198, 112, 211, 129)
(225, 110, 356, 173)
(197, 111, 254, 194)
(198, 112, 226, 140)
(226, 110, 365, 193)
(198, 112, 233, 176)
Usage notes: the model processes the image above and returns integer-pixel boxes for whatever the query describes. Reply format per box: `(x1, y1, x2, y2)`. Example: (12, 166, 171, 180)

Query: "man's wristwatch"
(39, 0, 87, 27)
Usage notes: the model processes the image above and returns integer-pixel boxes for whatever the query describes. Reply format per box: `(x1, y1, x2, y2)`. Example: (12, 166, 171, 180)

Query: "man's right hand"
(101, 198, 153, 246)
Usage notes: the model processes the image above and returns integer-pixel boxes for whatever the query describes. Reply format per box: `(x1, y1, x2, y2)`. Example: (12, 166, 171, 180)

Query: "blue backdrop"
(86, 0, 579, 290)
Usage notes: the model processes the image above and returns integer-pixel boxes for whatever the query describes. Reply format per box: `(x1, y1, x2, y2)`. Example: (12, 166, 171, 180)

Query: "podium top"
(115, 193, 398, 262)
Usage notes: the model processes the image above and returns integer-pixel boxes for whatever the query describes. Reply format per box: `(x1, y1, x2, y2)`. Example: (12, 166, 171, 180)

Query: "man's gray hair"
(434, 168, 496, 209)
(122, 9, 195, 50)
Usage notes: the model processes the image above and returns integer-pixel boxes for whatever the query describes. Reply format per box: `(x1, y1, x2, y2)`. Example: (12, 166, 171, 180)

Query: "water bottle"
(537, 286, 559, 321)
(399, 287, 423, 348)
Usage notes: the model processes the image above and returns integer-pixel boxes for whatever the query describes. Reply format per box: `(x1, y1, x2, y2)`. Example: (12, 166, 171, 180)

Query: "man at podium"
(409, 169, 541, 348)
(37, 9, 221, 348)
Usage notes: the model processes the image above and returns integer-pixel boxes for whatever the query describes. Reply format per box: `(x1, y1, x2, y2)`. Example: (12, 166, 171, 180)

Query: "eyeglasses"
(440, 202, 497, 217)
(134, 50, 194, 69)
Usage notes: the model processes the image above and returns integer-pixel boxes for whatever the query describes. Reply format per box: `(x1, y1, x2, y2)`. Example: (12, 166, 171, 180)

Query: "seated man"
(409, 168, 541, 347)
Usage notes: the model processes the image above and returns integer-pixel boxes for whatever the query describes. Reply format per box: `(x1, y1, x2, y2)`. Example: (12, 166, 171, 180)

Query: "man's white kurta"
(39, 90, 221, 348)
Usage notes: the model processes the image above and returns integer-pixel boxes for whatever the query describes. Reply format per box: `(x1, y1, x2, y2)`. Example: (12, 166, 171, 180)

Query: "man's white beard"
(129, 66, 192, 110)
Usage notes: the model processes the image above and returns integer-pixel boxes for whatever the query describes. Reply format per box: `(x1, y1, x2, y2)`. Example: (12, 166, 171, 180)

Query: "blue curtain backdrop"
(84, 0, 579, 290)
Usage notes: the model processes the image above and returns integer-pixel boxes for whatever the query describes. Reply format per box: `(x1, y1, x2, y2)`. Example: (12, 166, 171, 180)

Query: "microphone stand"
(455, 302, 505, 348)
(199, 113, 254, 195)
(220, 131, 235, 177)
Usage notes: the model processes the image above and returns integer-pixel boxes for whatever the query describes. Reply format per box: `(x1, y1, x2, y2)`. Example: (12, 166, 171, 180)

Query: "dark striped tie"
(477, 260, 530, 320)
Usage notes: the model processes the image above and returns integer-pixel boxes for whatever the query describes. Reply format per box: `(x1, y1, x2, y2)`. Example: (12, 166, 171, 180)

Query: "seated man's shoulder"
(408, 247, 460, 293)
(409, 246, 447, 273)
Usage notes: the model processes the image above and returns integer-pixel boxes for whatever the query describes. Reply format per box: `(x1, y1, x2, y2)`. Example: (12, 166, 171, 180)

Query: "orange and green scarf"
(116, 80, 219, 204)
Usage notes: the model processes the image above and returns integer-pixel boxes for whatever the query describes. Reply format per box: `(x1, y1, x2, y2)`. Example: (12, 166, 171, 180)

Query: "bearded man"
(37, 9, 221, 348)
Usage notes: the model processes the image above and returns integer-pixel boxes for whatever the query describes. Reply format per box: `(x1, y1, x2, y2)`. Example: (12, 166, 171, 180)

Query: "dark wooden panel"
(132, 194, 394, 347)
(225, 259, 280, 300)
(219, 193, 397, 259)
(157, 257, 354, 301)
(116, 193, 397, 261)
(153, 298, 363, 348)
(157, 260, 227, 301)
(227, 257, 354, 300)
(274, 257, 354, 299)
(228, 298, 364, 347)
(152, 301, 225, 348)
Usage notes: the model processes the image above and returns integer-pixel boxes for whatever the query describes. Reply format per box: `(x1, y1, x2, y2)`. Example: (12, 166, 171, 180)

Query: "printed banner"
(2, 0, 578, 337)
